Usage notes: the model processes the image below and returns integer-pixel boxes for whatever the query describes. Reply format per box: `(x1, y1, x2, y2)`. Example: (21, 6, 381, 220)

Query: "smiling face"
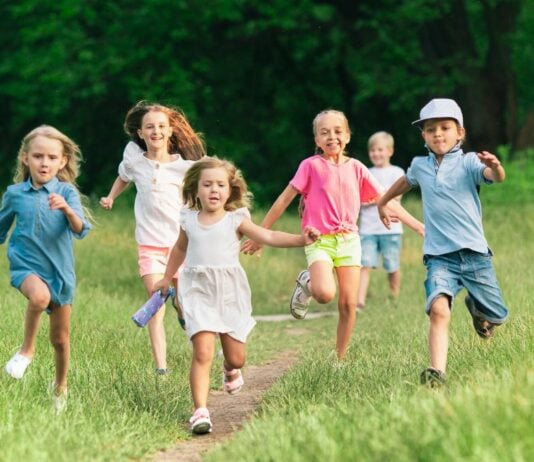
(197, 167, 231, 213)
(368, 139, 394, 168)
(313, 112, 351, 158)
(421, 118, 465, 156)
(137, 110, 173, 153)
(22, 135, 67, 188)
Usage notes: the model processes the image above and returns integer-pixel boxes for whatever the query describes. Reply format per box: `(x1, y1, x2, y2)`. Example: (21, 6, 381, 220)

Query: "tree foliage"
(0, 0, 531, 203)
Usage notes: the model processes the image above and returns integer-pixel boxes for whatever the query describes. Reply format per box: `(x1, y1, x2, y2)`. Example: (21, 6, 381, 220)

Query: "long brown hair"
(182, 157, 252, 211)
(124, 101, 206, 160)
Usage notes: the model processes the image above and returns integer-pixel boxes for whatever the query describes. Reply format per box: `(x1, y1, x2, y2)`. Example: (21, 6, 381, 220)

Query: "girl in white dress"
(154, 157, 318, 434)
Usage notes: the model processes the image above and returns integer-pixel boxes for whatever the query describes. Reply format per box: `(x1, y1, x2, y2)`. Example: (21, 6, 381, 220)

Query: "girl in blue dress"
(0, 125, 91, 413)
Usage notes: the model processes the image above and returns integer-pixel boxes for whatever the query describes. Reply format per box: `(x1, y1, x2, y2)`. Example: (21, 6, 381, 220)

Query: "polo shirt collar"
(23, 176, 59, 192)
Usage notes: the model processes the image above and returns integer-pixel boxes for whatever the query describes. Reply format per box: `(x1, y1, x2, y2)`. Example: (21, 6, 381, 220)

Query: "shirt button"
(152, 179, 156, 184)
(155, 163, 160, 169)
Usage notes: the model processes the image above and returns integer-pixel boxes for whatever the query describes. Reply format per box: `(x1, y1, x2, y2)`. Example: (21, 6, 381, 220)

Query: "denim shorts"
(304, 233, 361, 268)
(361, 234, 402, 272)
(423, 249, 508, 323)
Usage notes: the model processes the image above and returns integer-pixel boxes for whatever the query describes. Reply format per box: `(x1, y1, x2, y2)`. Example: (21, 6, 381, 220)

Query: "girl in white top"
(154, 157, 318, 434)
(100, 101, 205, 374)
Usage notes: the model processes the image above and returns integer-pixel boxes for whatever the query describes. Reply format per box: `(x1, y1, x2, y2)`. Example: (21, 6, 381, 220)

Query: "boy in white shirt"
(357, 132, 406, 310)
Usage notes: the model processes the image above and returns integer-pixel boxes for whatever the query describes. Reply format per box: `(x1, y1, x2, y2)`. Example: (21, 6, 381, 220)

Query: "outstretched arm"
(241, 184, 299, 255)
(99, 176, 130, 210)
(239, 218, 319, 248)
(376, 176, 420, 232)
(153, 230, 188, 295)
(479, 151, 505, 183)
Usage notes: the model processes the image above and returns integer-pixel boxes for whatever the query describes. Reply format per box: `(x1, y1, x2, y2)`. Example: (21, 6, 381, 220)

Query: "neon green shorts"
(304, 233, 361, 268)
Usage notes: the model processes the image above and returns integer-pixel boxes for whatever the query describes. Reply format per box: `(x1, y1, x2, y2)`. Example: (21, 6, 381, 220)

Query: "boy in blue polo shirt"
(377, 98, 508, 387)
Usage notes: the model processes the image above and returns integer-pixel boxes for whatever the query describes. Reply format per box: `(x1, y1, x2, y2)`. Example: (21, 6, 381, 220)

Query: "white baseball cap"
(412, 98, 463, 128)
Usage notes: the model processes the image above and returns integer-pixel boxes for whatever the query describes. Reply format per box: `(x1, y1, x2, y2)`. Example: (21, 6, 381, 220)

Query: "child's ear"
(137, 129, 143, 139)
(21, 153, 29, 166)
(457, 126, 466, 141)
(59, 155, 68, 170)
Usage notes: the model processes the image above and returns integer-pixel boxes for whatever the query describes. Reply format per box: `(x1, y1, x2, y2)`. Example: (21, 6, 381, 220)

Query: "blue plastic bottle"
(131, 288, 174, 328)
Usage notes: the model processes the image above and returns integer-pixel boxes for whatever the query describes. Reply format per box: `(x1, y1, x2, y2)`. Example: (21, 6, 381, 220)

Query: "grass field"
(0, 170, 533, 461)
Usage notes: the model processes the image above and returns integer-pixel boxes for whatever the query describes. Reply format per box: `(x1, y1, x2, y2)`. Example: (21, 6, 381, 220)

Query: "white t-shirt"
(118, 141, 195, 247)
(359, 165, 405, 235)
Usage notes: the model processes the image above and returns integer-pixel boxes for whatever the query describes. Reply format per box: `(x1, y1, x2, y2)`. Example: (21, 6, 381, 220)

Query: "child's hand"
(153, 278, 171, 296)
(241, 238, 263, 256)
(377, 204, 391, 230)
(303, 226, 320, 244)
(99, 197, 114, 210)
(48, 193, 69, 212)
(477, 151, 501, 169)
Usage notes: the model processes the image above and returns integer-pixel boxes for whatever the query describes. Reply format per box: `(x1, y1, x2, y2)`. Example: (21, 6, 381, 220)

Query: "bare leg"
(142, 274, 167, 369)
(357, 266, 372, 308)
(334, 266, 360, 360)
(388, 270, 401, 298)
(49, 303, 71, 392)
(428, 296, 451, 372)
(18, 275, 51, 358)
(190, 332, 216, 409)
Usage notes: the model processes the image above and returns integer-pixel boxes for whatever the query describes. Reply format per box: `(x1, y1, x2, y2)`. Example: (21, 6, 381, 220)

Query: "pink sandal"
(222, 366, 244, 395)
(189, 407, 212, 434)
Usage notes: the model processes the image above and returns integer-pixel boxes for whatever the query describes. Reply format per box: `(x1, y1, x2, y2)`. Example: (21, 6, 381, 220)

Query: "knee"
(225, 352, 246, 370)
(29, 292, 51, 312)
(193, 344, 214, 365)
(429, 300, 451, 324)
(312, 289, 335, 304)
(338, 300, 356, 317)
(50, 332, 69, 352)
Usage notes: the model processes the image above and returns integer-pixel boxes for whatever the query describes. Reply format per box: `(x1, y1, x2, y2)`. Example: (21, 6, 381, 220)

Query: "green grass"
(0, 177, 533, 461)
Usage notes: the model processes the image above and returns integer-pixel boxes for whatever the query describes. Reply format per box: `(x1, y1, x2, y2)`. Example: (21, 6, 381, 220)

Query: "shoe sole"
(191, 419, 212, 434)
(290, 270, 310, 320)
(465, 296, 499, 339)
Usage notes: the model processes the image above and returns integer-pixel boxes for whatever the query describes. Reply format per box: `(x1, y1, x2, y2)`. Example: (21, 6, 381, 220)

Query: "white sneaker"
(5, 352, 32, 379)
(49, 382, 68, 415)
(290, 270, 311, 319)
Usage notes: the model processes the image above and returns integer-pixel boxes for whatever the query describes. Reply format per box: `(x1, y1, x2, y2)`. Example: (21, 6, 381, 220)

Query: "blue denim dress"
(0, 177, 91, 305)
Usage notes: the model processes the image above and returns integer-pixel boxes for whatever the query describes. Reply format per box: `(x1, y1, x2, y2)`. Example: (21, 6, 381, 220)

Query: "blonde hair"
(15, 125, 82, 184)
(368, 131, 394, 151)
(14, 125, 93, 221)
(312, 109, 351, 155)
(124, 101, 206, 160)
(182, 157, 252, 211)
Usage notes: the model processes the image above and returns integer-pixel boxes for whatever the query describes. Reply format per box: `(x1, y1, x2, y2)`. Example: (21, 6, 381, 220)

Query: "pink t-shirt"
(290, 155, 383, 235)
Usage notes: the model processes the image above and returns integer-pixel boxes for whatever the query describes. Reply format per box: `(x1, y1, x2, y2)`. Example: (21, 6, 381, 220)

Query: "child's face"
(137, 110, 173, 152)
(197, 167, 231, 213)
(22, 135, 67, 187)
(421, 118, 465, 155)
(314, 113, 350, 157)
(368, 140, 393, 168)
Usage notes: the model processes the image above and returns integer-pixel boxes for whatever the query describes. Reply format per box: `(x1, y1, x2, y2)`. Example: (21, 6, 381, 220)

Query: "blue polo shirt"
(406, 149, 492, 256)
(0, 177, 91, 305)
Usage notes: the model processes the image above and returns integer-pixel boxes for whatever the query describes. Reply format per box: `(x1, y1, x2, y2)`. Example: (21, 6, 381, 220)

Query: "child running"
(100, 101, 205, 375)
(357, 131, 406, 310)
(377, 98, 509, 387)
(153, 157, 318, 434)
(242, 109, 424, 362)
(0, 125, 91, 413)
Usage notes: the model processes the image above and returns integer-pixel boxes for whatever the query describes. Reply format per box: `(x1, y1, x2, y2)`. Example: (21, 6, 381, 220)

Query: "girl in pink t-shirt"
(242, 110, 423, 362)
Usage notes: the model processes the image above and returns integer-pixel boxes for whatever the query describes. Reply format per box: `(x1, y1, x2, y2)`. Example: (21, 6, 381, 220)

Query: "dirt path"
(154, 311, 335, 462)
(154, 349, 298, 462)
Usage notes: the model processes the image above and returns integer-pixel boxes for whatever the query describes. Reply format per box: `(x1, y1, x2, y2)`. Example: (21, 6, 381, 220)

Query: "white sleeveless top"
(178, 207, 256, 342)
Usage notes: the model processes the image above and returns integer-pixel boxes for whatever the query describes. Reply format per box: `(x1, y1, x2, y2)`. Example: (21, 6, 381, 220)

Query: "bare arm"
(241, 184, 299, 255)
(153, 230, 188, 295)
(479, 151, 505, 183)
(239, 219, 319, 248)
(99, 176, 130, 210)
(376, 176, 417, 231)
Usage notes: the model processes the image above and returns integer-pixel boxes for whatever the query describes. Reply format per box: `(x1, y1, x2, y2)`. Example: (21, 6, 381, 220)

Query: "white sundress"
(178, 207, 256, 342)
